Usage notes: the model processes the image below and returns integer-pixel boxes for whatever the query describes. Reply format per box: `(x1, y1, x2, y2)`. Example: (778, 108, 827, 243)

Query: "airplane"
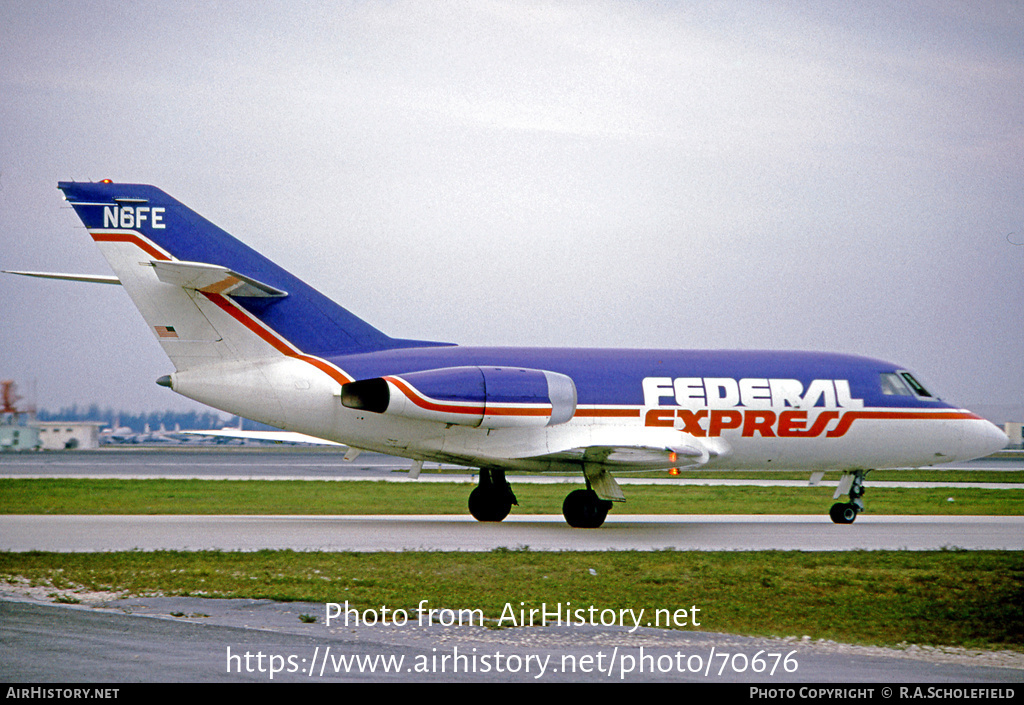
(6, 180, 1008, 527)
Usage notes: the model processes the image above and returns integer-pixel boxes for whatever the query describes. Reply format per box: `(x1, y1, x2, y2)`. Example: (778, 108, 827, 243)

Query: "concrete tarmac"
(2, 513, 1023, 552)
(3, 595, 1022, 683)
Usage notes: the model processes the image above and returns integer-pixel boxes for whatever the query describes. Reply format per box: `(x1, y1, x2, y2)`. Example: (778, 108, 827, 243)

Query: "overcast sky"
(1, 1, 1022, 421)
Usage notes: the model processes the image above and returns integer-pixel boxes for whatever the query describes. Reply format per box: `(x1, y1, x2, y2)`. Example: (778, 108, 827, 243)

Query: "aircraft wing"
(540, 442, 709, 471)
(585, 443, 709, 468)
(543, 422, 716, 469)
(530, 434, 715, 502)
(180, 429, 345, 446)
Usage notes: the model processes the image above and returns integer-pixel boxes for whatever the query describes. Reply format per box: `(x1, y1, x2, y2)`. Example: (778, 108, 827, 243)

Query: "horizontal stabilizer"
(3, 270, 121, 285)
(150, 260, 287, 298)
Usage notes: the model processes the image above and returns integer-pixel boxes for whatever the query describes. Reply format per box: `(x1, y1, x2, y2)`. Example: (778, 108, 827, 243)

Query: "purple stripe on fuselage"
(327, 347, 956, 410)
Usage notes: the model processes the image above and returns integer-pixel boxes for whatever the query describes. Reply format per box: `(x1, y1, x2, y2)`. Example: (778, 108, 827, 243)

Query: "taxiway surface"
(3, 514, 1023, 552)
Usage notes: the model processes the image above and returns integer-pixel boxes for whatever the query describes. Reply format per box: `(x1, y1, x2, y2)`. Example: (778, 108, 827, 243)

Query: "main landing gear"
(467, 469, 616, 528)
(468, 468, 517, 522)
(562, 488, 614, 529)
(829, 469, 867, 524)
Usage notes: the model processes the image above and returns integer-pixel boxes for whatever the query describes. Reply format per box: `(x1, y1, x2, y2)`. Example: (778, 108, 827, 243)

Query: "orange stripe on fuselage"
(825, 410, 981, 438)
(576, 407, 639, 418)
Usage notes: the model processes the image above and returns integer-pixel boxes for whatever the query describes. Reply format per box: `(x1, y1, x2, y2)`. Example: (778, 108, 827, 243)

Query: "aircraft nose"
(959, 418, 1008, 460)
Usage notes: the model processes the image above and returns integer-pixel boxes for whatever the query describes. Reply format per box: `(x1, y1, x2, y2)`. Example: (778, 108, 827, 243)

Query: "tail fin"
(57, 181, 443, 372)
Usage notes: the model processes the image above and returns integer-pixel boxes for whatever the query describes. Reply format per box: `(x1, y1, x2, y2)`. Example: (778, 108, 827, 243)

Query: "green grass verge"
(2, 550, 1020, 650)
(1, 478, 1021, 516)
(662, 469, 1024, 483)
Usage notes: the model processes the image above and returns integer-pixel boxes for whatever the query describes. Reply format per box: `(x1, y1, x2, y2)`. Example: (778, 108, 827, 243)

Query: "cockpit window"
(900, 372, 932, 397)
(880, 372, 934, 398)
(879, 373, 913, 396)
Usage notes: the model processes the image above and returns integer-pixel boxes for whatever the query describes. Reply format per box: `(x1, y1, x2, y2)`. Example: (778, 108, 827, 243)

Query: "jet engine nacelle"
(340, 366, 577, 429)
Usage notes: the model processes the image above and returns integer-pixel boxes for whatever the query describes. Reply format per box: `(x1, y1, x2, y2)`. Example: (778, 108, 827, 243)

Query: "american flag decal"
(155, 325, 178, 338)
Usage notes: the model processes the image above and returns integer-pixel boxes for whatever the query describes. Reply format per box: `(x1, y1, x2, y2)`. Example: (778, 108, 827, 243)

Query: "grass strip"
(1, 550, 1020, 650)
(664, 469, 1024, 483)
(0, 478, 1020, 516)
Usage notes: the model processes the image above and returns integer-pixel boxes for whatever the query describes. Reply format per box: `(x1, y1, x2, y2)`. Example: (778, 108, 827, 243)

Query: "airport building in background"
(30, 421, 104, 450)
(0, 424, 40, 451)
(1005, 423, 1023, 450)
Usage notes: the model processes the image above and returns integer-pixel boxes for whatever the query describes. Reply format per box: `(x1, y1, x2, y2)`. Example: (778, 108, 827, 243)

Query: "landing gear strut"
(468, 468, 517, 522)
(562, 488, 614, 528)
(829, 469, 867, 524)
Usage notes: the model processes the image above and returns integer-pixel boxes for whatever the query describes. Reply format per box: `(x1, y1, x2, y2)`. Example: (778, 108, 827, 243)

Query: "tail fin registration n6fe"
(8, 181, 1007, 527)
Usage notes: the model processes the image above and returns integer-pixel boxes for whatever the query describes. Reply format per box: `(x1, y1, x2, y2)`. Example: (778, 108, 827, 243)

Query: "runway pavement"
(3, 514, 1022, 552)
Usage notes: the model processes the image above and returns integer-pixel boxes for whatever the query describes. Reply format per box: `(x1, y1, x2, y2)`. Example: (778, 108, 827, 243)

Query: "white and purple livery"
(11, 181, 1008, 527)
